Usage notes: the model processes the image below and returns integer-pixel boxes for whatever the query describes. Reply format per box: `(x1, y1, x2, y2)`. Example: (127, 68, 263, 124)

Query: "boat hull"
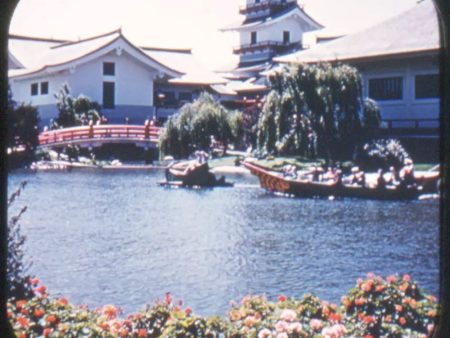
(243, 161, 420, 200)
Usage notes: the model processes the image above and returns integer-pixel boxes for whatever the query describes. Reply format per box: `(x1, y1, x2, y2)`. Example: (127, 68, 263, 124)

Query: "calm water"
(8, 169, 440, 316)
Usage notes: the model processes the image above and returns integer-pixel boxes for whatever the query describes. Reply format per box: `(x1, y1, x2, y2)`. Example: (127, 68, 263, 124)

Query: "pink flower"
(427, 324, 435, 335)
(164, 292, 172, 305)
(280, 309, 297, 322)
(321, 324, 347, 338)
(403, 274, 411, 282)
(275, 320, 288, 332)
(310, 318, 324, 331)
(244, 315, 257, 327)
(367, 272, 376, 279)
(258, 328, 272, 338)
(276, 333, 288, 338)
(185, 307, 192, 316)
(386, 275, 397, 283)
(288, 322, 303, 333)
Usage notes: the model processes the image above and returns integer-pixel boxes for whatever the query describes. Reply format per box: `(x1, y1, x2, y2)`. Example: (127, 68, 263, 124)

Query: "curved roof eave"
(10, 34, 183, 80)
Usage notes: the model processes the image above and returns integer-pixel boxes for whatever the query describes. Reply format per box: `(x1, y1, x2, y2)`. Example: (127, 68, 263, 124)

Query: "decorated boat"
(243, 161, 421, 200)
(159, 161, 232, 188)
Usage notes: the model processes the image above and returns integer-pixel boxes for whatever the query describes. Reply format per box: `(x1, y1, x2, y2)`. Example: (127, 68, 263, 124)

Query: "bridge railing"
(38, 125, 161, 146)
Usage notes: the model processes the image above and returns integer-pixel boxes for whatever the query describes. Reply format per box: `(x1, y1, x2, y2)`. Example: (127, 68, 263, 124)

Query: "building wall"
(240, 17, 305, 46)
(9, 49, 161, 127)
(357, 54, 440, 129)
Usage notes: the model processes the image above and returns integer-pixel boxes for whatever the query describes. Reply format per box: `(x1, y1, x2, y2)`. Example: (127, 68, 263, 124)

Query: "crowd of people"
(282, 158, 417, 190)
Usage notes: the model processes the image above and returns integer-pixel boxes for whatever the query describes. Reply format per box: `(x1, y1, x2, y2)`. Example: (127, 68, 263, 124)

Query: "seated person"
(376, 169, 387, 189)
(283, 164, 297, 178)
(399, 158, 416, 188)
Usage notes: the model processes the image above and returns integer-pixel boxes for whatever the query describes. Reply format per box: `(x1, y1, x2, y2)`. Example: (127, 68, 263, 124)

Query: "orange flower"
(100, 322, 110, 331)
(16, 316, 29, 328)
(342, 296, 351, 308)
(363, 335, 374, 338)
(375, 285, 385, 293)
(427, 310, 437, 317)
(18, 332, 27, 338)
(399, 317, 407, 326)
(102, 305, 118, 320)
(46, 314, 57, 325)
(34, 308, 45, 318)
(138, 328, 148, 338)
(58, 298, 69, 306)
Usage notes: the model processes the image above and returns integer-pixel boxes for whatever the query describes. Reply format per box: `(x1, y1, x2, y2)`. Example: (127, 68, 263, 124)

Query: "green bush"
(159, 93, 243, 159)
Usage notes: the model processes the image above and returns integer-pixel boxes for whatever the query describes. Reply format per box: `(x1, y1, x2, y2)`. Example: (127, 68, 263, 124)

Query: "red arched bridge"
(38, 124, 161, 149)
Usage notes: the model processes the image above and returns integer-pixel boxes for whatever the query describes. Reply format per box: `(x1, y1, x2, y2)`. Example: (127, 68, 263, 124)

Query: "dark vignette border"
(0, 1, 449, 337)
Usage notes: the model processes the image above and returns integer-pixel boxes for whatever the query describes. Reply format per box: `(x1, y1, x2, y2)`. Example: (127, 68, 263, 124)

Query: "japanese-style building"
(8, 29, 226, 128)
(219, 0, 322, 87)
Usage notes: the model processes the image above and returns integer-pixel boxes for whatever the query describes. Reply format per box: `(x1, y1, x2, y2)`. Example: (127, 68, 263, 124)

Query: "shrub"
(356, 138, 411, 171)
(8, 274, 438, 337)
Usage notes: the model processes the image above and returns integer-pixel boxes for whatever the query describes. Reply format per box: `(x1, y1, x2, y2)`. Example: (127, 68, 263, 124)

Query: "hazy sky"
(10, 0, 421, 70)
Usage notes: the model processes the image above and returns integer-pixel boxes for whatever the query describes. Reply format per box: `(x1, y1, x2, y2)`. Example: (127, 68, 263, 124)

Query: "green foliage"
(53, 83, 102, 128)
(159, 93, 243, 158)
(356, 138, 411, 171)
(7, 85, 40, 167)
(257, 63, 381, 161)
(7, 182, 34, 301)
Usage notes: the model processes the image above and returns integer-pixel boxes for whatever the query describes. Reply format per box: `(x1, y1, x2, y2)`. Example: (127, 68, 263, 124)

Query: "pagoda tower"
(222, 0, 323, 80)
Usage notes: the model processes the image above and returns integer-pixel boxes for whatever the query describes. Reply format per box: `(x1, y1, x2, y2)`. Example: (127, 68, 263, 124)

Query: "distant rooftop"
(275, 0, 439, 64)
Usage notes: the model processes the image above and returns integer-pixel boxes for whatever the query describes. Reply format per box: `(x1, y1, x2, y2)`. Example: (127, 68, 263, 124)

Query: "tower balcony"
(233, 40, 303, 55)
(239, 0, 296, 15)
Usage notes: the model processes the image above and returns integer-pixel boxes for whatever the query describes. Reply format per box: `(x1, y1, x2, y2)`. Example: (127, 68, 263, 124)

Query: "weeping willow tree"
(159, 93, 243, 159)
(257, 63, 381, 161)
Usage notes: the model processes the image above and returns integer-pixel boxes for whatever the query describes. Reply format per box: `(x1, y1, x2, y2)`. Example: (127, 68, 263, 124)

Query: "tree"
(159, 93, 243, 158)
(7, 86, 40, 166)
(257, 63, 381, 161)
(53, 83, 102, 128)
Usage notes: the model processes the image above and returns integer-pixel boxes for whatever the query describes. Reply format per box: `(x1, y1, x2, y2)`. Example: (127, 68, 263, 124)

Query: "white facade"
(8, 30, 226, 127)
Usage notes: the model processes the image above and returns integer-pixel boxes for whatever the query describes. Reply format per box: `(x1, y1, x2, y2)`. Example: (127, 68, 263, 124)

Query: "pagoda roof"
(221, 4, 322, 32)
(274, 0, 439, 64)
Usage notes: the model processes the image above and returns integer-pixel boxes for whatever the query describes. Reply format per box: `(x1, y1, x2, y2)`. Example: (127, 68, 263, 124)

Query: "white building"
(220, 0, 322, 82)
(8, 29, 226, 128)
(275, 0, 440, 139)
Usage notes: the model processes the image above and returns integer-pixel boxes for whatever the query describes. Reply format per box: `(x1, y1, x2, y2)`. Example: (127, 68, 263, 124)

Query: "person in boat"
(399, 158, 416, 189)
(283, 164, 297, 179)
(376, 169, 387, 189)
(322, 167, 337, 182)
(349, 166, 366, 186)
(335, 169, 343, 187)
(387, 166, 400, 186)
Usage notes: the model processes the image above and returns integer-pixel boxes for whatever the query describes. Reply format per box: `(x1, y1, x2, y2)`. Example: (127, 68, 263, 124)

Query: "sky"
(9, 0, 421, 70)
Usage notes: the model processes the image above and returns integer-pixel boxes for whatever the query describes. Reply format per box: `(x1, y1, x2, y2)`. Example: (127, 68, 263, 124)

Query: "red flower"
(363, 315, 376, 324)
(43, 328, 53, 337)
(399, 317, 407, 326)
(375, 285, 385, 292)
(21, 308, 29, 315)
(363, 335, 374, 338)
(138, 329, 148, 338)
(328, 313, 342, 322)
(16, 300, 27, 310)
(46, 314, 57, 325)
(16, 316, 29, 328)
(34, 308, 45, 318)
(35, 285, 47, 294)
(29, 277, 40, 285)
(102, 304, 118, 319)
(118, 327, 129, 337)
(58, 297, 69, 305)
(7, 310, 12, 319)
(185, 307, 193, 316)
(278, 295, 287, 302)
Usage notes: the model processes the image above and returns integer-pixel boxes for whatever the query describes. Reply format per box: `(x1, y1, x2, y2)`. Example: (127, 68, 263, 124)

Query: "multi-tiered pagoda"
(221, 0, 323, 81)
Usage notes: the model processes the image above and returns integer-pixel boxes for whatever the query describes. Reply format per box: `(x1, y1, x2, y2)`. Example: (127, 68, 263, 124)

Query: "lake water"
(8, 169, 440, 316)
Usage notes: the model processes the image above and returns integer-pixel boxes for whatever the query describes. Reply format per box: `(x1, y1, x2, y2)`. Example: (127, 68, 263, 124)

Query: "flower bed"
(8, 274, 438, 338)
